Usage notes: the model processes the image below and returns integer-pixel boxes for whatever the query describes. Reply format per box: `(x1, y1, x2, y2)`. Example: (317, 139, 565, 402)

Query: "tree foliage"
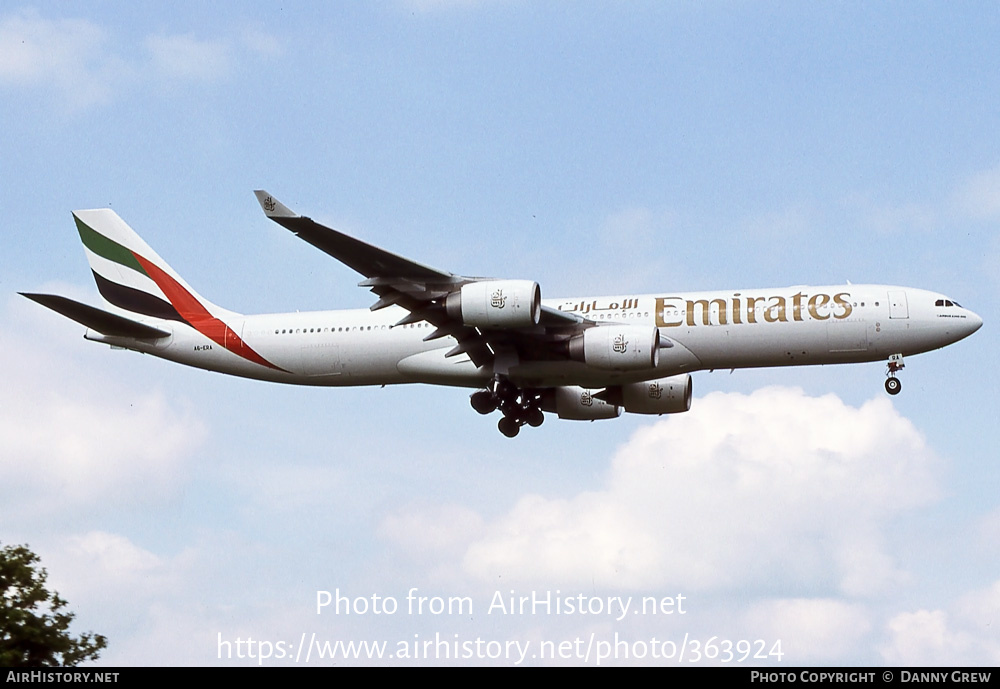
(0, 543, 107, 666)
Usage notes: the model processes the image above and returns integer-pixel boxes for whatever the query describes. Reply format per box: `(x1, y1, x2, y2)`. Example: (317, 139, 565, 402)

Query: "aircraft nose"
(952, 307, 984, 341)
(967, 309, 984, 335)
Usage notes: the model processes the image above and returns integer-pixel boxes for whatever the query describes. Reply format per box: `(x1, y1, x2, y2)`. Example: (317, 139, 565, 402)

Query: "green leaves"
(0, 543, 107, 667)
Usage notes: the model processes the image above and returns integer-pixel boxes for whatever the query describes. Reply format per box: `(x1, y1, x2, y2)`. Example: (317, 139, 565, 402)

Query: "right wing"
(253, 191, 592, 369)
(252, 191, 454, 283)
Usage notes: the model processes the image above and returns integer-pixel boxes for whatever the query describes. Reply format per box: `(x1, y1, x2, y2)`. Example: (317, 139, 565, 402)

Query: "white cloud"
(71, 531, 162, 575)
(379, 502, 485, 557)
(39, 530, 209, 665)
(742, 598, 872, 662)
(0, 8, 123, 108)
(880, 581, 1000, 667)
(461, 388, 940, 595)
(37, 530, 180, 608)
(0, 306, 206, 516)
(954, 580, 1000, 634)
(0, 9, 281, 108)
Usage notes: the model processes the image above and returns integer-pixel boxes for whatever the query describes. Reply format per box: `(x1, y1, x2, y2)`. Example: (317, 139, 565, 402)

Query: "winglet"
(253, 190, 298, 218)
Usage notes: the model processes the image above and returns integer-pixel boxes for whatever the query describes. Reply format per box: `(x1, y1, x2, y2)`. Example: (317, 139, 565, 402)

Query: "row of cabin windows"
(273, 323, 432, 335)
(661, 301, 877, 315)
(595, 312, 650, 319)
(269, 302, 893, 334)
(270, 301, 916, 334)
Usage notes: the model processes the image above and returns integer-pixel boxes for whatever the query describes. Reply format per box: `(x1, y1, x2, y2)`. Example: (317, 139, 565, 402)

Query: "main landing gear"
(885, 353, 904, 396)
(470, 376, 544, 438)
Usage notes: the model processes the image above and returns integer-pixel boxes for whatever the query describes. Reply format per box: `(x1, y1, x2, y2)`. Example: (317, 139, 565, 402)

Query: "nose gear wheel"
(885, 354, 904, 396)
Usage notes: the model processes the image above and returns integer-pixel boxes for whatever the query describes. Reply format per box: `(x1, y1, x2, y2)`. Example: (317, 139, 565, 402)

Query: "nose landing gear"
(885, 353, 904, 395)
(470, 376, 545, 437)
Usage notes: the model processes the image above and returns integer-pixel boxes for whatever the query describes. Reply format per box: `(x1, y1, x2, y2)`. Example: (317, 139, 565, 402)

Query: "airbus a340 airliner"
(22, 191, 982, 437)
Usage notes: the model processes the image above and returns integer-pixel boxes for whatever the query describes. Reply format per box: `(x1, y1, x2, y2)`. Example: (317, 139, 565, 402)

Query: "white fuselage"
(87, 284, 982, 391)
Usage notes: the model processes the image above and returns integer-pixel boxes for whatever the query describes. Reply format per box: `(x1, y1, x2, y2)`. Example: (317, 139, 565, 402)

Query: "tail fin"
(73, 209, 231, 323)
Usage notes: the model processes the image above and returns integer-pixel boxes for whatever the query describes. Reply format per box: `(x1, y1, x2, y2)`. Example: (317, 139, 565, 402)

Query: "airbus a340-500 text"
(22, 191, 982, 437)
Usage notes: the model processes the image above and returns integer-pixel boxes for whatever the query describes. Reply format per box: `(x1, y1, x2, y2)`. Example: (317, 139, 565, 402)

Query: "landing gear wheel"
(498, 416, 521, 438)
(524, 406, 544, 428)
(470, 390, 499, 415)
(885, 377, 902, 395)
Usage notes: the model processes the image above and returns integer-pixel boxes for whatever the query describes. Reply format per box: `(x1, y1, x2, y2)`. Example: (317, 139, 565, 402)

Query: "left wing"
(253, 190, 587, 368)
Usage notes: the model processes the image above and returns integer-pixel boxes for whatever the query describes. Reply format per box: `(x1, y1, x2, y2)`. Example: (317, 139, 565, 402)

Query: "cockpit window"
(935, 299, 962, 308)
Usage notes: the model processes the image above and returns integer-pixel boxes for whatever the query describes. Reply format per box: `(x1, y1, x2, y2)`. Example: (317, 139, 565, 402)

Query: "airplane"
(21, 191, 983, 437)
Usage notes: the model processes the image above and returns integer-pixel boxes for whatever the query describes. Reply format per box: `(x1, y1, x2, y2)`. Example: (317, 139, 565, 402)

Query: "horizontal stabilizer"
(20, 293, 170, 339)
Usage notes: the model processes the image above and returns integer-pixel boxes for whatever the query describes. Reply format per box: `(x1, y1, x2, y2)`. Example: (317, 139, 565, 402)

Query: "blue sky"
(1, 2, 998, 666)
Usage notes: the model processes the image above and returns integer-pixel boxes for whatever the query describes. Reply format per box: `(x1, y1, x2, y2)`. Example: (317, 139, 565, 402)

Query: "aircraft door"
(888, 291, 909, 319)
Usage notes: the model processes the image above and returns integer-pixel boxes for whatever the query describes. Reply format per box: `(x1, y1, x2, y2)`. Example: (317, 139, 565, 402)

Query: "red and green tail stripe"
(76, 214, 285, 372)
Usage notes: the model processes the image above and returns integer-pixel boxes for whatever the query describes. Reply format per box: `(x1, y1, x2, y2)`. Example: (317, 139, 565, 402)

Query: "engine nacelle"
(539, 386, 622, 420)
(568, 325, 660, 370)
(445, 280, 541, 328)
(601, 374, 692, 415)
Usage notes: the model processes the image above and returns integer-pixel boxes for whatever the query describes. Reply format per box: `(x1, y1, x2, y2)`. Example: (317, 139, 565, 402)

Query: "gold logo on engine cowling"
(580, 390, 593, 406)
(648, 382, 662, 399)
(491, 289, 506, 309)
(613, 334, 628, 353)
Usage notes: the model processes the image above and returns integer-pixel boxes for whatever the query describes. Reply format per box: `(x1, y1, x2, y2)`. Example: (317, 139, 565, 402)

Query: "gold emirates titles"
(655, 291, 853, 328)
(558, 291, 854, 327)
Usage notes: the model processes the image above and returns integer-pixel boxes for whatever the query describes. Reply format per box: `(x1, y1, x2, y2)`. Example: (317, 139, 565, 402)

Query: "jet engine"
(539, 386, 622, 420)
(568, 325, 660, 370)
(599, 374, 692, 414)
(445, 280, 541, 328)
